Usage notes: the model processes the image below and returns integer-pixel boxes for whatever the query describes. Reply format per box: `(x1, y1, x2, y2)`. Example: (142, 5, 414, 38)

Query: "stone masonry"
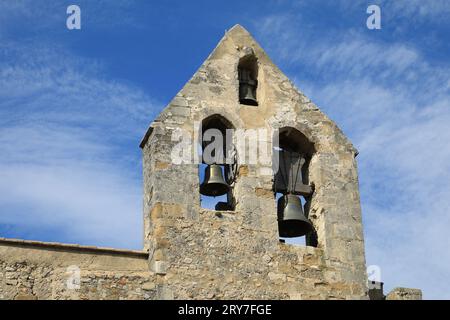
(0, 25, 421, 300)
(0, 238, 153, 300)
(141, 24, 367, 300)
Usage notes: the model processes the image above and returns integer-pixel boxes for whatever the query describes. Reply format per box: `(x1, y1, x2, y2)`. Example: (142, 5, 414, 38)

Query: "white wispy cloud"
(291, 0, 450, 22)
(384, 0, 450, 22)
(0, 39, 159, 249)
(255, 8, 450, 299)
(0, 0, 142, 41)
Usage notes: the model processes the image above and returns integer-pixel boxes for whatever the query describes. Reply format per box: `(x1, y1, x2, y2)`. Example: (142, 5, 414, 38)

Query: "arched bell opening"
(238, 55, 258, 106)
(199, 115, 237, 211)
(274, 127, 318, 247)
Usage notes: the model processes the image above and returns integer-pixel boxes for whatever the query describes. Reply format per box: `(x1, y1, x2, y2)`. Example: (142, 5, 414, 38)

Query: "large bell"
(277, 194, 313, 237)
(200, 164, 230, 197)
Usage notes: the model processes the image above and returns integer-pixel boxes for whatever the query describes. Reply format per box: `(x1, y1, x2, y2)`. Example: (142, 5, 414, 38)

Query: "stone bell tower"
(140, 25, 368, 299)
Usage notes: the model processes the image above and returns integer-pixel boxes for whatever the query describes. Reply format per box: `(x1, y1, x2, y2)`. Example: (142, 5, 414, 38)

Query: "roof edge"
(139, 126, 154, 149)
(0, 237, 149, 258)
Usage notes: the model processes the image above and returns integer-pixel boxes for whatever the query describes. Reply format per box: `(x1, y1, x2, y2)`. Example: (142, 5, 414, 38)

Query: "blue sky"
(0, 0, 449, 299)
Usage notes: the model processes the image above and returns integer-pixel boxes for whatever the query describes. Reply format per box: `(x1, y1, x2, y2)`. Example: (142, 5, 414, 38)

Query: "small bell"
(200, 164, 230, 197)
(239, 68, 258, 106)
(277, 194, 313, 237)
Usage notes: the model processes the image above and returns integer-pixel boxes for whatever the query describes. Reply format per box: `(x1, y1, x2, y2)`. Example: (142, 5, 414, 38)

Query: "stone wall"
(151, 208, 365, 299)
(386, 288, 423, 300)
(0, 238, 153, 300)
(140, 25, 368, 300)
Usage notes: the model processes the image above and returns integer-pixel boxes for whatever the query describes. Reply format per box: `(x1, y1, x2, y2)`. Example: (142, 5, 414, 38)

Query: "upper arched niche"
(199, 114, 234, 165)
(278, 127, 315, 156)
(201, 114, 234, 132)
(275, 127, 316, 187)
(238, 54, 258, 106)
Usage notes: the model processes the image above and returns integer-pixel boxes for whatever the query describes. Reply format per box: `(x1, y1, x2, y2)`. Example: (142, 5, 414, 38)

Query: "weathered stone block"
(386, 287, 422, 300)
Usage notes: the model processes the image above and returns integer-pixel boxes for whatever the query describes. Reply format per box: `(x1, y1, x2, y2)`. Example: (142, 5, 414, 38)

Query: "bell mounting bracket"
(225, 143, 238, 185)
(273, 151, 314, 197)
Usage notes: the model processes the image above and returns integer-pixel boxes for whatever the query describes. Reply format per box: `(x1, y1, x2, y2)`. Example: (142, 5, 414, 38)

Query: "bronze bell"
(239, 69, 258, 106)
(200, 164, 230, 197)
(277, 194, 313, 237)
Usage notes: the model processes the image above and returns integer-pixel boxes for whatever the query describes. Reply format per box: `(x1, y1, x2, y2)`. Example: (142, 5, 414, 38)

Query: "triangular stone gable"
(141, 24, 355, 154)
